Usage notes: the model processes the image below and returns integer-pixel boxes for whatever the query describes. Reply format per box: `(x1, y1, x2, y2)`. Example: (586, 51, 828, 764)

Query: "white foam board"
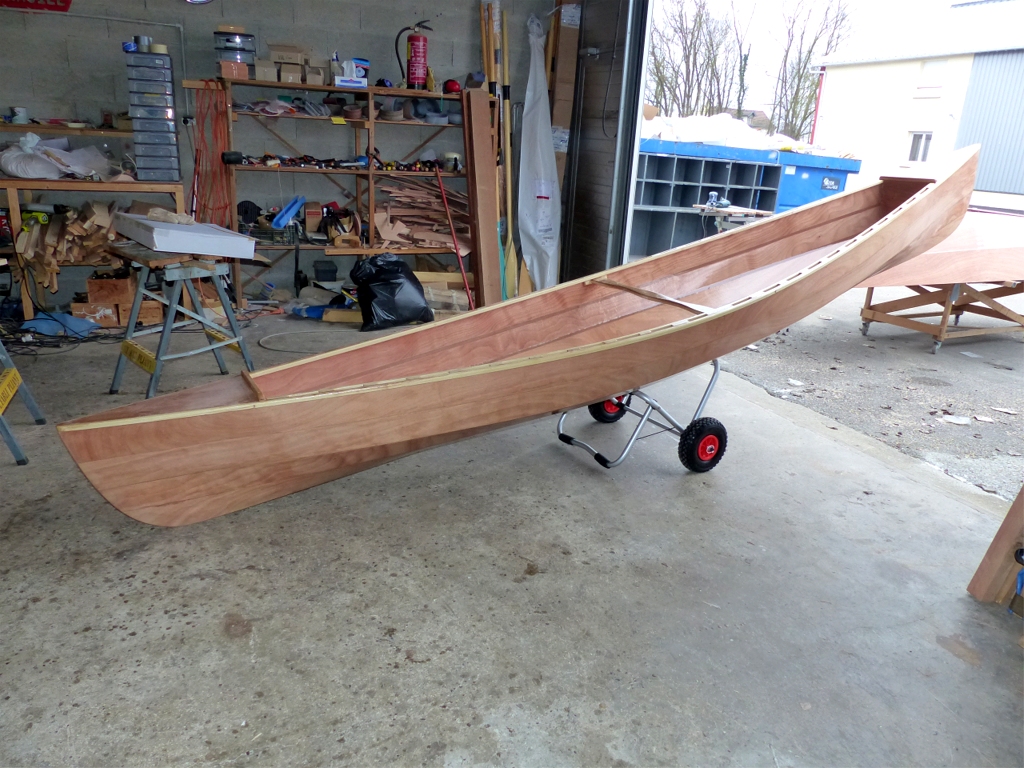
(114, 214, 256, 260)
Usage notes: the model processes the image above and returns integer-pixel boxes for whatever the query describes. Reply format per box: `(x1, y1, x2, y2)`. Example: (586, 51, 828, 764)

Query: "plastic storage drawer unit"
(136, 156, 180, 170)
(136, 169, 181, 182)
(133, 131, 178, 145)
(129, 80, 173, 95)
(134, 143, 179, 157)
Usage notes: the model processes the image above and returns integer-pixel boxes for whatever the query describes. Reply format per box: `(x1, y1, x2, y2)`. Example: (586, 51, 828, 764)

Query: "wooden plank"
(0, 179, 183, 196)
(961, 283, 1024, 325)
(464, 89, 502, 307)
(968, 487, 1024, 605)
(0, 123, 132, 138)
(414, 271, 475, 288)
(321, 308, 363, 323)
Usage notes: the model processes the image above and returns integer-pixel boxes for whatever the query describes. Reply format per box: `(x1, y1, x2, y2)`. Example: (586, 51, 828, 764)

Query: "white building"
(811, 0, 1024, 209)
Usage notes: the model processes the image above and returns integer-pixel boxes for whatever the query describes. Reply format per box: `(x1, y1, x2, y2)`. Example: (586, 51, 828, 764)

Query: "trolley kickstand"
(557, 360, 725, 472)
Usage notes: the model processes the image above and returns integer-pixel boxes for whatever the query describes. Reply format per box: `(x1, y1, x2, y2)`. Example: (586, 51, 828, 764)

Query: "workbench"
(1, 177, 186, 320)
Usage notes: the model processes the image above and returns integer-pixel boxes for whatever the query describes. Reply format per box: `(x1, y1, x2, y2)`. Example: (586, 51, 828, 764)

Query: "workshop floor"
(1, 312, 1021, 767)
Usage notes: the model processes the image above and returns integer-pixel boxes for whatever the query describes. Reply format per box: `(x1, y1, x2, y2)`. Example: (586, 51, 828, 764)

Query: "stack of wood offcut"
(374, 178, 473, 257)
(16, 201, 118, 292)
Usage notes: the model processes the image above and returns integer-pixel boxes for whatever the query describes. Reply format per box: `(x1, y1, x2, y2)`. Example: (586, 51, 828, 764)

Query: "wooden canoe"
(58, 147, 979, 526)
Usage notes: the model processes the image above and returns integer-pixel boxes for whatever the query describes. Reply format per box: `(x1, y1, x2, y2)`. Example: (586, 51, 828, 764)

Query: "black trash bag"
(349, 253, 434, 332)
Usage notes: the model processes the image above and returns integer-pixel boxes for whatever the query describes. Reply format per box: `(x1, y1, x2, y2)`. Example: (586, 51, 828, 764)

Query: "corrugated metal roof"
(820, 0, 1024, 67)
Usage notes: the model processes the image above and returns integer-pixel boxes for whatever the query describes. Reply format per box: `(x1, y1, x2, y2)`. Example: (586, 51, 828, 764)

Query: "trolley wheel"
(588, 396, 628, 423)
(678, 417, 727, 472)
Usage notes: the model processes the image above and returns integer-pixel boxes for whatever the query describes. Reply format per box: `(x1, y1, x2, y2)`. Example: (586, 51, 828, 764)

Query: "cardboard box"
(333, 76, 367, 89)
(254, 59, 278, 82)
(119, 300, 164, 327)
(280, 63, 303, 83)
(86, 272, 137, 305)
(268, 44, 307, 65)
(554, 6, 581, 85)
(113, 214, 256, 260)
(72, 303, 119, 328)
(304, 201, 323, 232)
(304, 65, 327, 86)
(217, 24, 246, 33)
(219, 60, 249, 80)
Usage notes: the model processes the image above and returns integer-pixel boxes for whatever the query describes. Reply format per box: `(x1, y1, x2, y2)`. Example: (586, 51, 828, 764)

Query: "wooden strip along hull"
(58, 149, 978, 526)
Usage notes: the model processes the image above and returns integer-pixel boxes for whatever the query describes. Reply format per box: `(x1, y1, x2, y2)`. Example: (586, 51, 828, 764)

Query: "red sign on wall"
(0, 0, 73, 10)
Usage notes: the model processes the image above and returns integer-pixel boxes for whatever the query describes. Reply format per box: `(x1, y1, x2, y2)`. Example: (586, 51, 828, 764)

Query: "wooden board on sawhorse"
(0, 338, 47, 465)
(861, 282, 1024, 353)
(109, 242, 255, 399)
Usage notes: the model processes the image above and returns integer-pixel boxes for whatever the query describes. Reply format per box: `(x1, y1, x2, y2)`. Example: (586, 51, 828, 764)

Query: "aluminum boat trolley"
(556, 359, 727, 472)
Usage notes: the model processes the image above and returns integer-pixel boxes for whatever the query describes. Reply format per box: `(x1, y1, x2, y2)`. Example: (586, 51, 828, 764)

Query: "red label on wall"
(0, 0, 72, 10)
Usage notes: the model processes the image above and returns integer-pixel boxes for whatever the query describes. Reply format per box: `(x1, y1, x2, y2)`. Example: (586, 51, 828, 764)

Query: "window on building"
(909, 132, 932, 162)
(916, 59, 947, 97)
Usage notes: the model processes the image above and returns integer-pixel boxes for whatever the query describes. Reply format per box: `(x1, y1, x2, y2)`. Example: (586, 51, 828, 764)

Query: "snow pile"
(640, 112, 815, 153)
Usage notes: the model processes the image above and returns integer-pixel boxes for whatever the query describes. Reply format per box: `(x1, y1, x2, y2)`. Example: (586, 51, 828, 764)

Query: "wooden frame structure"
(858, 208, 1024, 351)
(56, 148, 979, 527)
(861, 282, 1024, 352)
(1, 178, 185, 320)
(181, 78, 501, 307)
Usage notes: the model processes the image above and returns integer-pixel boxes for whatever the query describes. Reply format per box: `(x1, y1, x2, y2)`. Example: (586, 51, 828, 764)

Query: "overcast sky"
(691, 0, 956, 112)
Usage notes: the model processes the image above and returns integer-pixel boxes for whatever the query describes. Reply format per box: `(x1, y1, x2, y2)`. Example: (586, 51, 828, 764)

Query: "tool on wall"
(395, 20, 432, 90)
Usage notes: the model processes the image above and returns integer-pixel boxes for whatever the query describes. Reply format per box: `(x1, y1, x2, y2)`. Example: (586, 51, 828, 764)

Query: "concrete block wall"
(0, 0, 554, 303)
(0, 0, 549, 123)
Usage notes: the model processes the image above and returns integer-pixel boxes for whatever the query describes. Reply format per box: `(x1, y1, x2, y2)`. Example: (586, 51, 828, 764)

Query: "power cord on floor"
(257, 330, 355, 354)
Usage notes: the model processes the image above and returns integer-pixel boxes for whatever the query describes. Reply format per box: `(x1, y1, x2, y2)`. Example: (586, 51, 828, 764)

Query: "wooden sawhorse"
(0, 338, 46, 465)
(109, 243, 255, 399)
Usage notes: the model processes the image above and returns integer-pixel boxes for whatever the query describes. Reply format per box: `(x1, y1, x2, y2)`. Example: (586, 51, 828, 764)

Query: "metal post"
(211, 272, 255, 371)
(111, 264, 150, 394)
(147, 279, 184, 399)
(182, 278, 228, 374)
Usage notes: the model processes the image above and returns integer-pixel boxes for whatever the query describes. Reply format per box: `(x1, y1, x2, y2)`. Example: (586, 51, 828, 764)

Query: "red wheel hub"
(697, 435, 718, 461)
(603, 398, 623, 414)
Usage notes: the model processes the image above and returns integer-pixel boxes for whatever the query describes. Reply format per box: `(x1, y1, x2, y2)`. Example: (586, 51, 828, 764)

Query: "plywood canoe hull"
(58, 148, 978, 526)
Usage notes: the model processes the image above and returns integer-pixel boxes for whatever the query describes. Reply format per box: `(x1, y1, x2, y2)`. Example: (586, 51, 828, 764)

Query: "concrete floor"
(722, 288, 1024, 501)
(1, 315, 1022, 767)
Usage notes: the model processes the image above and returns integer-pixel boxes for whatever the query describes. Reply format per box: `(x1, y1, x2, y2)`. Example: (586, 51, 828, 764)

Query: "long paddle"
(501, 10, 519, 298)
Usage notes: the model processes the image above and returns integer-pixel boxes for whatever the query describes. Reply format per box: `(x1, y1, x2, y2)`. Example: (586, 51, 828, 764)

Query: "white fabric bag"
(517, 14, 561, 290)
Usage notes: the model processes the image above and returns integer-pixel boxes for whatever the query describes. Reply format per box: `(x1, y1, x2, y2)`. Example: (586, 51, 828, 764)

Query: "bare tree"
(731, 1, 752, 120)
(646, 0, 738, 118)
(769, 0, 849, 140)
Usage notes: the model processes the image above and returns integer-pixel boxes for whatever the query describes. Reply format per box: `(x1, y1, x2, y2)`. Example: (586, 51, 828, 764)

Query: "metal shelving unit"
(628, 140, 860, 262)
(630, 154, 780, 261)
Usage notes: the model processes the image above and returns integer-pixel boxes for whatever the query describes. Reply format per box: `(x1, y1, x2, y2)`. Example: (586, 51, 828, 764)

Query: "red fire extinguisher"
(396, 20, 432, 90)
